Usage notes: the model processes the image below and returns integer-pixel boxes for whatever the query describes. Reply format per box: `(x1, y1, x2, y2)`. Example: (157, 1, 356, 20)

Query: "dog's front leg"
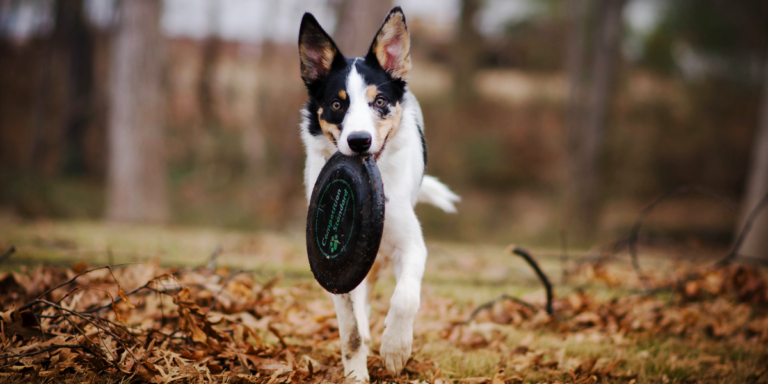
(332, 282, 370, 382)
(380, 207, 426, 375)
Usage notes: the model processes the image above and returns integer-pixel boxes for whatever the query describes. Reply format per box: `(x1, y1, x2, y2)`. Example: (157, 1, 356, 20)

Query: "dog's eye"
(331, 101, 341, 110)
(375, 96, 386, 107)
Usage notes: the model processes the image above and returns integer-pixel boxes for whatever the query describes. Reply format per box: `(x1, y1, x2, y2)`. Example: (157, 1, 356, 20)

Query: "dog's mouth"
(339, 132, 390, 162)
(372, 133, 390, 162)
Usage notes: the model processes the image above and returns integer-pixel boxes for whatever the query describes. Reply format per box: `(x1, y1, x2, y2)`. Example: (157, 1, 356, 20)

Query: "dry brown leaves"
(0, 261, 362, 383)
(442, 263, 768, 383)
(0, 258, 766, 383)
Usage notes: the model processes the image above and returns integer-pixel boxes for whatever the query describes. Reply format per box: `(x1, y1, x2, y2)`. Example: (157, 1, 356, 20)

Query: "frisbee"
(306, 152, 385, 294)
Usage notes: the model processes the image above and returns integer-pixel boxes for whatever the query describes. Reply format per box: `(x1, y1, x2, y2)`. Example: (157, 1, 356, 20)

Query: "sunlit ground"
(1, 219, 765, 383)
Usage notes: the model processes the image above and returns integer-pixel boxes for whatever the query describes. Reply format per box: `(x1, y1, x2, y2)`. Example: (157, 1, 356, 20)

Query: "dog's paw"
(380, 324, 413, 375)
(343, 349, 369, 383)
(345, 366, 369, 383)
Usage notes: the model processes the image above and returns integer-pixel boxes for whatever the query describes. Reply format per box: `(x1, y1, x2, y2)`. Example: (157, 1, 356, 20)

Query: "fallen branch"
(460, 294, 537, 325)
(461, 246, 555, 324)
(18, 263, 137, 313)
(510, 246, 554, 315)
(628, 185, 737, 288)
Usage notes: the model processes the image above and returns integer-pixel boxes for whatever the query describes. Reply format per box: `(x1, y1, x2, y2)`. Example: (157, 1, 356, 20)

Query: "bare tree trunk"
(565, 0, 626, 243)
(106, 0, 167, 223)
(198, 0, 220, 129)
(452, 0, 483, 100)
(54, 0, 94, 176)
(332, 0, 393, 56)
(737, 59, 768, 258)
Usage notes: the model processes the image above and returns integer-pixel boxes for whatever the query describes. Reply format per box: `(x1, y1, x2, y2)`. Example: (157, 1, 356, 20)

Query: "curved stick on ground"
(716, 191, 768, 266)
(511, 246, 554, 315)
(460, 294, 538, 325)
(628, 185, 737, 287)
(460, 247, 554, 325)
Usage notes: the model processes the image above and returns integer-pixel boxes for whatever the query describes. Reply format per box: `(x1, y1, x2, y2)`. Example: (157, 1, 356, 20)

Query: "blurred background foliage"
(0, 0, 767, 254)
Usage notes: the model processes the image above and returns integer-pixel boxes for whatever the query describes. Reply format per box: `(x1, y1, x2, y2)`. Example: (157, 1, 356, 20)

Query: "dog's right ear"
(299, 13, 344, 85)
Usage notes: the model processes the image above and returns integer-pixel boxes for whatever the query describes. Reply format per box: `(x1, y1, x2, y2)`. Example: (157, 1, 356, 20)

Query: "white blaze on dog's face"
(298, 8, 411, 158)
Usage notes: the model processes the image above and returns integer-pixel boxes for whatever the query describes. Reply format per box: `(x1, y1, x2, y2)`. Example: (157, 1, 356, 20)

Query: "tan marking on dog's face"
(374, 101, 402, 148)
(317, 107, 340, 145)
(338, 89, 347, 100)
(365, 85, 379, 101)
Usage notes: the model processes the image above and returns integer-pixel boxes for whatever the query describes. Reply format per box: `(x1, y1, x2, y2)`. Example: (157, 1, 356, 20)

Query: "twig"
(716, 191, 768, 266)
(36, 299, 138, 363)
(560, 230, 568, 283)
(570, 237, 630, 268)
(19, 263, 137, 313)
(510, 246, 554, 315)
(460, 294, 538, 325)
(268, 324, 288, 349)
(0, 344, 95, 368)
(0, 246, 15, 263)
(628, 185, 737, 287)
(207, 269, 256, 314)
(82, 273, 181, 314)
(205, 245, 223, 271)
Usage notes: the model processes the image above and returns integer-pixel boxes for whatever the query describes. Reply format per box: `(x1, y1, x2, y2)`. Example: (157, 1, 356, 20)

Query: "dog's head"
(299, 7, 410, 158)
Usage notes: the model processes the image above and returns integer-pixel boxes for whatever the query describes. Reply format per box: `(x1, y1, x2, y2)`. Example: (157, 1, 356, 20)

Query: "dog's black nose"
(347, 132, 372, 153)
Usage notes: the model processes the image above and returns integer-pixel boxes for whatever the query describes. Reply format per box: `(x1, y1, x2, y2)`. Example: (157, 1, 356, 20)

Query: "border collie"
(298, 7, 460, 381)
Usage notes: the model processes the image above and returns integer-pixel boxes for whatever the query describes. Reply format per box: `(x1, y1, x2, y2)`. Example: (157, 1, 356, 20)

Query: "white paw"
(344, 351, 369, 382)
(380, 324, 412, 375)
(345, 367, 369, 383)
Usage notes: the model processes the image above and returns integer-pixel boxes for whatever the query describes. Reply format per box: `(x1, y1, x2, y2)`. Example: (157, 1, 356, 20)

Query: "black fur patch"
(304, 59, 353, 137)
(418, 123, 427, 170)
(356, 60, 406, 108)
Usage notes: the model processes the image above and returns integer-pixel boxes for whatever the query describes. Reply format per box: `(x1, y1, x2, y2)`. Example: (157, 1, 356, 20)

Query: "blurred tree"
(565, 0, 626, 243)
(738, 59, 768, 258)
(331, 0, 393, 56)
(106, 0, 167, 223)
(452, 0, 483, 100)
(641, 0, 767, 78)
(640, 0, 768, 254)
(54, 0, 94, 176)
(198, 0, 221, 129)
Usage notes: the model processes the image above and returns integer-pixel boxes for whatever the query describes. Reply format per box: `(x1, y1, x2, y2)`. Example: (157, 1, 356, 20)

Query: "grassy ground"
(1, 219, 765, 383)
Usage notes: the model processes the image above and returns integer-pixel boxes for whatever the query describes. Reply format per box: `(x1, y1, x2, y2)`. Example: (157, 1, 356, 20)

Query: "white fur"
(336, 65, 382, 157)
(301, 73, 458, 382)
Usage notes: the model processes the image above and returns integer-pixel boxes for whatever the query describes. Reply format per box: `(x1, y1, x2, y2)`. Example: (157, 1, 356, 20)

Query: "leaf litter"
(0, 252, 767, 383)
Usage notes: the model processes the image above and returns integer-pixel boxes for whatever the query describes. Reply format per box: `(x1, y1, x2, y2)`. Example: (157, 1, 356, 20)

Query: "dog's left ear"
(366, 7, 411, 81)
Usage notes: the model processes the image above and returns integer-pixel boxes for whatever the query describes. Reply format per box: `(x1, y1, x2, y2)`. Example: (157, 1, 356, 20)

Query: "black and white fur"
(298, 7, 459, 381)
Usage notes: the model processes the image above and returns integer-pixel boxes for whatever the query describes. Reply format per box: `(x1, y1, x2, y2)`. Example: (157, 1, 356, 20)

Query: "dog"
(298, 7, 460, 381)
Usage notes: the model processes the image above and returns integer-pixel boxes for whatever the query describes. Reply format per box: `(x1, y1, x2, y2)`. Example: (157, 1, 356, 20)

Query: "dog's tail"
(417, 175, 460, 213)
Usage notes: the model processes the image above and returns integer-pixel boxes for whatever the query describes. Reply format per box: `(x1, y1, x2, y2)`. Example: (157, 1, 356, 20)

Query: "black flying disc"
(306, 152, 385, 294)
